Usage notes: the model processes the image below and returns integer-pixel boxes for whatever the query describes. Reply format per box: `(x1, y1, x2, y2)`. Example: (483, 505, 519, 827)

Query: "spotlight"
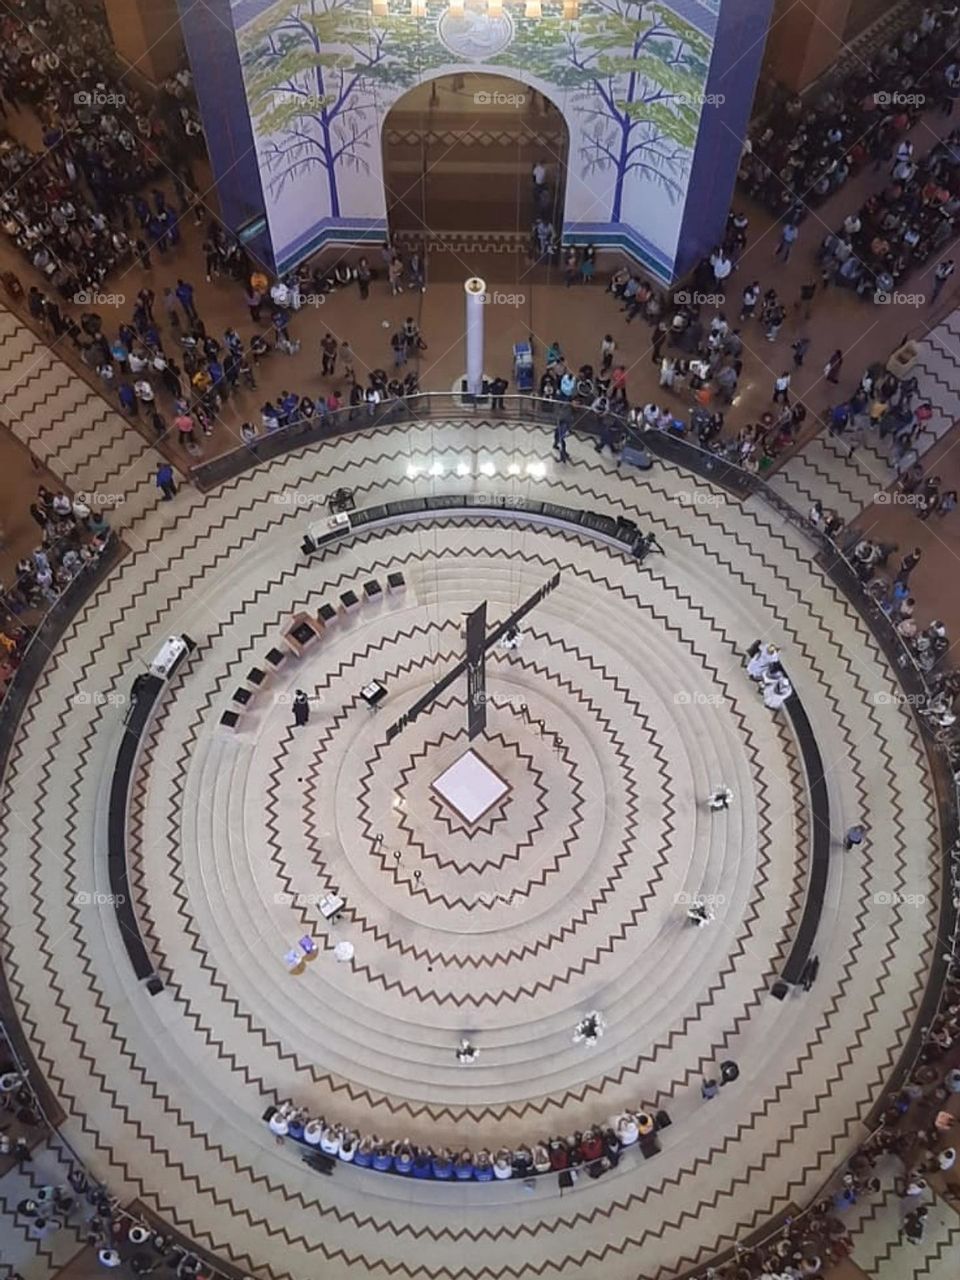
(480, 461, 496, 477)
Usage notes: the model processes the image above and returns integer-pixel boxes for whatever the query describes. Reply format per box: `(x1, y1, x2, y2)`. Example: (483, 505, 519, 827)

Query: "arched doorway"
(381, 72, 568, 242)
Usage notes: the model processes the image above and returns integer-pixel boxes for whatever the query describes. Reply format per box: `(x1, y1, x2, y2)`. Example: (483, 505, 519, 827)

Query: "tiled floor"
(0, 419, 941, 1280)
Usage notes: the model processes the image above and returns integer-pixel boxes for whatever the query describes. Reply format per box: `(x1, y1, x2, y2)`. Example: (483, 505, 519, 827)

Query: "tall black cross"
(385, 572, 561, 743)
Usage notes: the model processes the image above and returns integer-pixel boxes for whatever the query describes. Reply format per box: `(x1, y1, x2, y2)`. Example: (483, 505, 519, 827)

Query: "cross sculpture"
(385, 572, 561, 743)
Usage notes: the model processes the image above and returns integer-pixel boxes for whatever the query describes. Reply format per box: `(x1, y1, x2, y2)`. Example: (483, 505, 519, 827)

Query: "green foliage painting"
(495, 1, 711, 219)
(240, 0, 447, 217)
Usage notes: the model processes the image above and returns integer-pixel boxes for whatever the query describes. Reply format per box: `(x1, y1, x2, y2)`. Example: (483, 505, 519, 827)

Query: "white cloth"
(747, 647, 779, 680)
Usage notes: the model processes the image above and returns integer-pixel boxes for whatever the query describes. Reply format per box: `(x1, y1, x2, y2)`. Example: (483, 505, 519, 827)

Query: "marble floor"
(0, 418, 942, 1280)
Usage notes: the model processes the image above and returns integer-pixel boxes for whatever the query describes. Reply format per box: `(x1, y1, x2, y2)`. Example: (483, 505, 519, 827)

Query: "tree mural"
(239, 0, 445, 218)
(495, 1, 711, 221)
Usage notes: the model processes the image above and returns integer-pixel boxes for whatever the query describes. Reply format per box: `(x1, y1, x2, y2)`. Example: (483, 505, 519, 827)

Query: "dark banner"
(466, 602, 487, 740)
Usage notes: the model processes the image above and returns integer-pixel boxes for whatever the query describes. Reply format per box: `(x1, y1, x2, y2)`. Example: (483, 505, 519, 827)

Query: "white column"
(464, 277, 486, 396)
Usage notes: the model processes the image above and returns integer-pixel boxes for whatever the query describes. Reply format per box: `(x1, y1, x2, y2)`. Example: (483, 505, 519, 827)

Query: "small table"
(360, 680, 387, 709)
(318, 893, 345, 921)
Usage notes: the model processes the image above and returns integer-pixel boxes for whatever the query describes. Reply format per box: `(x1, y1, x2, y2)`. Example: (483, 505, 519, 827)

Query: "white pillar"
(464, 277, 486, 396)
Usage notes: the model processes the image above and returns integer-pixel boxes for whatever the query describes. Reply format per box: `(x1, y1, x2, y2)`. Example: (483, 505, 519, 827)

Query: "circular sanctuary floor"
(0, 420, 941, 1280)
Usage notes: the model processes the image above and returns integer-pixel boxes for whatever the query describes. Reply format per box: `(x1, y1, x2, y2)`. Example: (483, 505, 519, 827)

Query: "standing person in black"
(489, 376, 508, 410)
(292, 690, 310, 728)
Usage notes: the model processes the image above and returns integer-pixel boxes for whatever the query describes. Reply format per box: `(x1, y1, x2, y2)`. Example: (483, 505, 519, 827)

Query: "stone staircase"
(0, 308, 159, 537)
(0, 1139, 93, 1280)
(837, 1181, 960, 1280)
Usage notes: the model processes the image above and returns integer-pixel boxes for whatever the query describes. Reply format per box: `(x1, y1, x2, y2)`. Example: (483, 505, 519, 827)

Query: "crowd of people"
(265, 1099, 664, 1181)
(692, 955, 960, 1277)
(0, 483, 114, 697)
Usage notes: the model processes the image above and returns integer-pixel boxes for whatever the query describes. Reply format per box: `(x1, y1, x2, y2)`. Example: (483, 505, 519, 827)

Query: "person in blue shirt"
(155, 462, 177, 501)
(118, 382, 137, 415)
(175, 279, 198, 323)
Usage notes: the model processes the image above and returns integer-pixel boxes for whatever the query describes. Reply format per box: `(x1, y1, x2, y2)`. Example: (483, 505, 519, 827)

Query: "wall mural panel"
(231, 0, 735, 279)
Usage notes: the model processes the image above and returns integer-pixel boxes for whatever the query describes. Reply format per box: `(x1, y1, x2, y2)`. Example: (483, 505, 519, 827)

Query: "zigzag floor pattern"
(0, 420, 941, 1280)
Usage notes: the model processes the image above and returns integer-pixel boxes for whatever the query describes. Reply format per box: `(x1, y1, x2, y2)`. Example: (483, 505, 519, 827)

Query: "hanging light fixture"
(371, 0, 388, 12)
(448, 0, 464, 13)
(411, 0, 426, 15)
(563, 0, 579, 18)
(525, 0, 542, 15)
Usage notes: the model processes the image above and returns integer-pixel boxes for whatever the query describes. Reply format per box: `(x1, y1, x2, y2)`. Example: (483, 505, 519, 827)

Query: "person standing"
(791, 338, 811, 368)
(600, 334, 616, 374)
(356, 257, 371, 300)
(843, 824, 864, 851)
(773, 371, 791, 404)
(339, 339, 355, 382)
(156, 461, 177, 501)
(896, 547, 922, 584)
(292, 689, 310, 728)
(175, 278, 198, 325)
(553, 418, 570, 463)
(932, 258, 955, 302)
(320, 332, 337, 376)
(775, 221, 798, 262)
(824, 348, 843, 383)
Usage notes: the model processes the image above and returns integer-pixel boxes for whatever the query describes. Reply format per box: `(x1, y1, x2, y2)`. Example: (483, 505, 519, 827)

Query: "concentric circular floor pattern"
(0, 420, 940, 1280)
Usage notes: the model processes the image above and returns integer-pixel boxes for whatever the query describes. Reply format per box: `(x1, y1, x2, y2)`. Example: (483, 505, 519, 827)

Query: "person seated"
(339, 1130, 357, 1162)
(303, 1117, 324, 1146)
(286, 1108, 306, 1141)
(412, 1148, 433, 1178)
(353, 1134, 375, 1167)
(372, 1141, 393, 1172)
(393, 1139, 414, 1174)
(492, 1148, 513, 1179)
(548, 1137, 570, 1170)
(474, 1148, 494, 1181)
(566, 1132, 585, 1166)
(432, 1147, 453, 1179)
(634, 1110, 655, 1136)
(454, 1149, 475, 1180)
(579, 1127, 604, 1162)
(513, 1144, 534, 1176)
(267, 1103, 293, 1137)
(602, 1127, 621, 1164)
(614, 1112, 640, 1146)
(320, 1123, 341, 1156)
(298, 395, 316, 421)
(533, 1143, 551, 1174)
